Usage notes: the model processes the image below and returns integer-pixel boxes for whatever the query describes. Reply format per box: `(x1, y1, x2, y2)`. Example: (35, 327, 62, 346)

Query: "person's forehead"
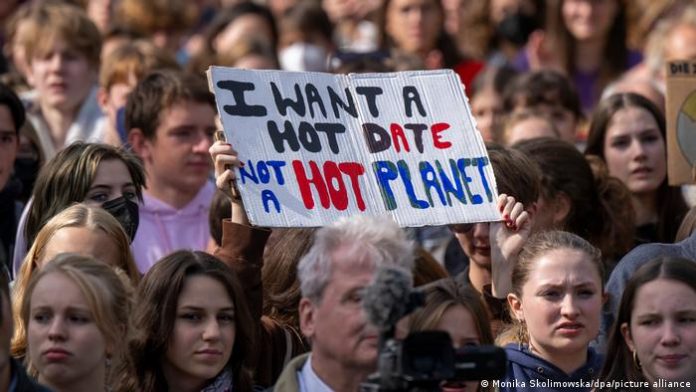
(0, 105, 16, 132)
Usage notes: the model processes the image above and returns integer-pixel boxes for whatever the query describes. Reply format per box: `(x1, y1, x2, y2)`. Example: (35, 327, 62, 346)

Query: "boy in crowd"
(126, 70, 216, 272)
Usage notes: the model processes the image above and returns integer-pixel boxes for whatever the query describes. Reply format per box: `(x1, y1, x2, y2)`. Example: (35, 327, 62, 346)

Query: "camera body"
(361, 331, 507, 392)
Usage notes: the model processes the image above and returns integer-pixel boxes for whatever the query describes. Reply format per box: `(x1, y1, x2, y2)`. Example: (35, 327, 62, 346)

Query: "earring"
(632, 350, 642, 371)
(105, 355, 113, 392)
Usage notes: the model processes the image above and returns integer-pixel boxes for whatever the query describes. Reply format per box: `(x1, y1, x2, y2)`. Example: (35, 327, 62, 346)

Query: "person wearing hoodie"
(126, 70, 216, 272)
(493, 230, 605, 391)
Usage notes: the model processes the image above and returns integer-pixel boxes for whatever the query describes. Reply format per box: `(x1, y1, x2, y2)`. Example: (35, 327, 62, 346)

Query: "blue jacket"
(498, 344, 603, 392)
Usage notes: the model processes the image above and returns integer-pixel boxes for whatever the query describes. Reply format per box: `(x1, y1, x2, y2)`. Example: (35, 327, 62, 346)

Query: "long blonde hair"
(12, 204, 139, 358)
(20, 254, 134, 389)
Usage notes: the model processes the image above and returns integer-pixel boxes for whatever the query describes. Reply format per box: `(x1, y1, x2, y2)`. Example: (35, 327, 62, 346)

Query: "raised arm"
(490, 194, 533, 299)
(210, 139, 270, 323)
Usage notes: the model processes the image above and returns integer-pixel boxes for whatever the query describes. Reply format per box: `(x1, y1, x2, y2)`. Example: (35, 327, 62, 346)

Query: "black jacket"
(10, 358, 52, 392)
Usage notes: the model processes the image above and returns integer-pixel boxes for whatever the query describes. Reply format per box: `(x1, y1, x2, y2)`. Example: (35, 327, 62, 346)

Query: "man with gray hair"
(271, 215, 414, 392)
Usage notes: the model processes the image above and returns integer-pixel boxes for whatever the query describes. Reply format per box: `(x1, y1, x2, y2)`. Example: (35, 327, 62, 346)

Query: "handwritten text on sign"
(208, 67, 499, 227)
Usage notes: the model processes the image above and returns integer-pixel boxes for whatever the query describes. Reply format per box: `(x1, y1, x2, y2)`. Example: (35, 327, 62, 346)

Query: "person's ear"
(620, 322, 635, 353)
(299, 297, 316, 340)
(97, 87, 109, 111)
(128, 128, 150, 161)
(508, 293, 524, 322)
(552, 192, 572, 226)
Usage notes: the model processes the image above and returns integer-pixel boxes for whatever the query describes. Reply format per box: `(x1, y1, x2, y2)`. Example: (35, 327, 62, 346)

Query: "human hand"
(209, 135, 249, 225)
(490, 194, 533, 297)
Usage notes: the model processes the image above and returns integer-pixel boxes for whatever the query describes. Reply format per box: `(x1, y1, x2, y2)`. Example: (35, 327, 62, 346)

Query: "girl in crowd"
(495, 230, 605, 391)
(585, 93, 688, 245)
(126, 250, 255, 392)
(12, 203, 139, 358)
(448, 144, 541, 294)
(378, 0, 483, 89)
(20, 254, 133, 392)
(13, 142, 145, 275)
(408, 278, 494, 392)
(514, 137, 635, 267)
(519, 0, 640, 113)
(599, 257, 696, 390)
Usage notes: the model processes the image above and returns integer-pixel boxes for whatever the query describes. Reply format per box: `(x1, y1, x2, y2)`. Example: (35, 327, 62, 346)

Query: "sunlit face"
(602, 107, 666, 196)
(163, 276, 236, 390)
(451, 223, 491, 268)
(300, 245, 380, 372)
(561, 0, 617, 42)
(0, 105, 18, 190)
(528, 103, 577, 143)
(134, 101, 215, 195)
(83, 159, 138, 205)
(28, 273, 108, 389)
(385, 0, 443, 55)
(511, 248, 603, 361)
(436, 305, 481, 392)
(28, 38, 96, 113)
(506, 117, 558, 146)
(471, 88, 502, 142)
(213, 14, 275, 54)
(623, 279, 696, 385)
(39, 227, 121, 269)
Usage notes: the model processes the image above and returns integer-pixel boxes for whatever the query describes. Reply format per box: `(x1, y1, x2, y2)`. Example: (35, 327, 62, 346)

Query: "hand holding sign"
(209, 140, 249, 225)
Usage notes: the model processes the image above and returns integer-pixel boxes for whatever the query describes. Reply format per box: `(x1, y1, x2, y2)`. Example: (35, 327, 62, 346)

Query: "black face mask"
(496, 11, 539, 47)
(102, 196, 139, 243)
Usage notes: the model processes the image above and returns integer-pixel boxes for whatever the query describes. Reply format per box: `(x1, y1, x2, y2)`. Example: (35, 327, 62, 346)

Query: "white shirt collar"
(298, 354, 335, 392)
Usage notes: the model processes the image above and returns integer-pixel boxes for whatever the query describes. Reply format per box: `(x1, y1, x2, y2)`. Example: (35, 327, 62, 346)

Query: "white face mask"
(278, 42, 328, 72)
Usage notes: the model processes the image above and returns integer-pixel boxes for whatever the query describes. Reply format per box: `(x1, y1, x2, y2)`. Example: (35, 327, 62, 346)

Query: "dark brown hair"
(487, 142, 541, 207)
(262, 228, 317, 331)
(585, 92, 688, 243)
(598, 256, 696, 390)
(377, 0, 463, 68)
(514, 137, 634, 263)
(26, 142, 146, 248)
(502, 69, 582, 121)
(545, 0, 629, 105)
(125, 70, 216, 140)
(126, 251, 254, 392)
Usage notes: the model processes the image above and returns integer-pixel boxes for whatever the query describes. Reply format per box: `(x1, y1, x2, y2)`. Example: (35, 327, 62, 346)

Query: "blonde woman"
(21, 254, 133, 392)
(12, 204, 139, 359)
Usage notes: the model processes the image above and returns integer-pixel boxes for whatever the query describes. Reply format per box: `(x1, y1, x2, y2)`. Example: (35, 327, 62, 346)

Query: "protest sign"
(666, 60, 696, 185)
(207, 67, 500, 227)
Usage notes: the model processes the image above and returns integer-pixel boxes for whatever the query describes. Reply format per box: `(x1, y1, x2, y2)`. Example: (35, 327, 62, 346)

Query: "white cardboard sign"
(208, 67, 499, 227)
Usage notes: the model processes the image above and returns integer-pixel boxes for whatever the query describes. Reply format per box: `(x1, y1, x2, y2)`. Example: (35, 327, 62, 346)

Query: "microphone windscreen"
(363, 266, 413, 330)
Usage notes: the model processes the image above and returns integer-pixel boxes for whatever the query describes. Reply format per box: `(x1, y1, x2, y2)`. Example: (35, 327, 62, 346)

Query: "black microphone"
(363, 266, 424, 333)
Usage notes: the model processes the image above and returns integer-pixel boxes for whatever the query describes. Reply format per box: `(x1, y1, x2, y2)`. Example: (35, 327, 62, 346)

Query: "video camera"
(360, 267, 507, 392)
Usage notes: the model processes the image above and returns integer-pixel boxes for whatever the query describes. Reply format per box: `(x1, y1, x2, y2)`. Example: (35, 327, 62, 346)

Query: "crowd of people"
(1, 0, 696, 391)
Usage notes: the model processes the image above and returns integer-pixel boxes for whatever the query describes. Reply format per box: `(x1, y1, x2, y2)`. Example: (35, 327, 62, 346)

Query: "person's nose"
(630, 139, 648, 162)
(47, 317, 67, 341)
(202, 318, 222, 342)
(560, 293, 580, 319)
(47, 53, 66, 73)
(659, 321, 681, 347)
(472, 223, 490, 241)
(192, 130, 214, 153)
